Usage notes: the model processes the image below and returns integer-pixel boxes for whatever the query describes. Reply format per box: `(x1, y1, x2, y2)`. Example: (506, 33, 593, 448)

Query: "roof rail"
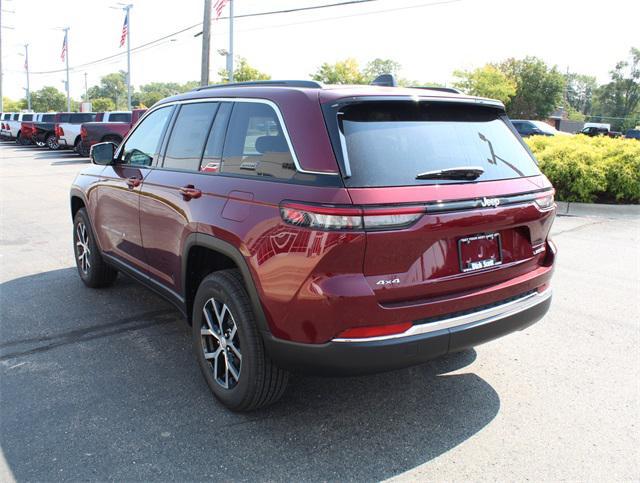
(371, 74, 397, 87)
(194, 80, 323, 91)
(411, 86, 463, 94)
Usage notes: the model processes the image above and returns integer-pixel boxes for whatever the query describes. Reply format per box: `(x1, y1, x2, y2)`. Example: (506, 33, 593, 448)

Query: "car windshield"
(326, 101, 540, 187)
(531, 121, 557, 134)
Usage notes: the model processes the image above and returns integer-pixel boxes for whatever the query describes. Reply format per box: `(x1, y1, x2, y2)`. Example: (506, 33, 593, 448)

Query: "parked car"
(579, 123, 622, 137)
(0, 112, 15, 139)
(55, 112, 98, 151)
(33, 113, 71, 150)
(70, 78, 556, 411)
(624, 129, 640, 140)
(1, 112, 35, 140)
(18, 113, 56, 145)
(77, 109, 146, 156)
(511, 120, 567, 137)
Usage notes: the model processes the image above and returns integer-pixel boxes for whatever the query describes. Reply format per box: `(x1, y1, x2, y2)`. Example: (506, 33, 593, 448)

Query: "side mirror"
(90, 142, 116, 165)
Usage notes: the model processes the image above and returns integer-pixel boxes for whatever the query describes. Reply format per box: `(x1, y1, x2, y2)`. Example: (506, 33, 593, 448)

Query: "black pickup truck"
(33, 113, 71, 150)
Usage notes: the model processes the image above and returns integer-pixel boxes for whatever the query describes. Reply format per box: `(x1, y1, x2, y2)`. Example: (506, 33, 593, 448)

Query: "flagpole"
(63, 27, 70, 112)
(124, 4, 132, 110)
(24, 44, 31, 111)
(226, 0, 234, 82)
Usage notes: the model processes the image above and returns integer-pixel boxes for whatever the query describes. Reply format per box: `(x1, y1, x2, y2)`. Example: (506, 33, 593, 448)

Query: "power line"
(26, 0, 463, 75)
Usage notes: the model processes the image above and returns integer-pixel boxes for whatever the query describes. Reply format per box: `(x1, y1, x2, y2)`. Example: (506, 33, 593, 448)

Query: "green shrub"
(526, 135, 640, 203)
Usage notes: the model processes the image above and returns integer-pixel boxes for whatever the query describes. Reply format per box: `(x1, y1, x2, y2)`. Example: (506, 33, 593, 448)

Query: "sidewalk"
(556, 201, 640, 219)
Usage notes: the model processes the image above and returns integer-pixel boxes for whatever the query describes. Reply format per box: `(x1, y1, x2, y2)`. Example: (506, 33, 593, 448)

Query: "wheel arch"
(182, 233, 269, 333)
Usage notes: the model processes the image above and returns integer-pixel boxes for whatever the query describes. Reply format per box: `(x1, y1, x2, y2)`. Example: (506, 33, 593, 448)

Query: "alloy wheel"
(75, 222, 91, 274)
(200, 297, 242, 389)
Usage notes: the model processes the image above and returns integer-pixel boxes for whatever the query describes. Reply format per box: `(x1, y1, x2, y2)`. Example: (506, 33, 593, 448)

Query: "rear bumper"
(263, 288, 552, 375)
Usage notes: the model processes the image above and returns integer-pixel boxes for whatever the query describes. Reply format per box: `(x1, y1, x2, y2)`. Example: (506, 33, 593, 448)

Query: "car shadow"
(0, 268, 500, 481)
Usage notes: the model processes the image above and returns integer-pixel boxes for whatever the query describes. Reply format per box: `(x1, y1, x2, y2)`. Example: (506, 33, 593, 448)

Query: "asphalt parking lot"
(0, 142, 638, 481)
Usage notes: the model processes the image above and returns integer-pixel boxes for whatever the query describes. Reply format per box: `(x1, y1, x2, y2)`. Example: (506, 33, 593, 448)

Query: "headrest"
(255, 135, 288, 154)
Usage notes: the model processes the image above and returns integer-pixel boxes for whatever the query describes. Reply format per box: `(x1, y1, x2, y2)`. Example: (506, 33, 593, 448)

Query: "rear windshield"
(42, 114, 55, 122)
(109, 112, 131, 123)
(69, 113, 96, 123)
(328, 101, 540, 187)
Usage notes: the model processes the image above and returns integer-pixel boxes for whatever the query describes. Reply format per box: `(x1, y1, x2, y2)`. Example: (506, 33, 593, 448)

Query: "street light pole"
(24, 43, 30, 110)
(124, 4, 132, 109)
(63, 27, 70, 111)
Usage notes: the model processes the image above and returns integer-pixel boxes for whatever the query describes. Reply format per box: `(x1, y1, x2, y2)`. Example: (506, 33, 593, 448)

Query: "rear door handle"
(179, 185, 202, 200)
(126, 176, 142, 188)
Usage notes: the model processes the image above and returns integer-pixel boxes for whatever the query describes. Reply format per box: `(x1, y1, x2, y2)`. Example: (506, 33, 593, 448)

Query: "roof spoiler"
(370, 74, 397, 87)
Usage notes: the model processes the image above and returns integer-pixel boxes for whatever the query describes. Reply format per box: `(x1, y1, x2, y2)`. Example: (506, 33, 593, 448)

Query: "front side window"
(221, 102, 296, 179)
(69, 113, 96, 123)
(163, 103, 218, 171)
(120, 107, 172, 166)
(327, 101, 540, 187)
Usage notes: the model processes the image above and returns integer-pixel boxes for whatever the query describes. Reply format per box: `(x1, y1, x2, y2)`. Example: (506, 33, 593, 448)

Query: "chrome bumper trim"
(333, 288, 552, 343)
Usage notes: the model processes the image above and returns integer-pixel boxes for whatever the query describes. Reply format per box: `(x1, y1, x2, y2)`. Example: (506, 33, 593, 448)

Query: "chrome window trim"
(332, 287, 552, 343)
(118, 97, 339, 176)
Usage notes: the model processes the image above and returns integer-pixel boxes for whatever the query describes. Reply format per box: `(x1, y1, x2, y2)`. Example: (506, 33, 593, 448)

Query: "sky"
(1, 0, 639, 101)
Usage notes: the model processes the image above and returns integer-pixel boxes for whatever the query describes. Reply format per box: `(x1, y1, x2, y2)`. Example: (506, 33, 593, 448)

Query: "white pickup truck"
(56, 111, 131, 152)
(1, 112, 35, 140)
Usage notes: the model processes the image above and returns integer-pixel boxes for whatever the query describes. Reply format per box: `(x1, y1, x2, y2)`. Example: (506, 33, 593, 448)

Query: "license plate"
(458, 233, 503, 272)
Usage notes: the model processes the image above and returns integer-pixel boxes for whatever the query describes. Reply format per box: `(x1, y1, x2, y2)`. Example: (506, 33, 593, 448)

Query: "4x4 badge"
(480, 197, 500, 208)
(376, 278, 400, 286)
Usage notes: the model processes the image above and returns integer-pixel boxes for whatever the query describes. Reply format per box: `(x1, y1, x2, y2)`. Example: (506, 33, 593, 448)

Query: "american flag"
(120, 11, 129, 47)
(60, 32, 68, 62)
(213, 0, 229, 19)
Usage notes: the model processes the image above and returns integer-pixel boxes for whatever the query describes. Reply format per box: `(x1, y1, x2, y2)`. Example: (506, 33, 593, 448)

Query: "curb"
(556, 201, 640, 220)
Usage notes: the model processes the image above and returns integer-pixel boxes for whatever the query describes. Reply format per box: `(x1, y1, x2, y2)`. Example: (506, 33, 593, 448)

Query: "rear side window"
(42, 114, 55, 122)
(3, 114, 10, 120)
(109, 113, 131, 123)
(221, 102, 296, 179)
(69, 113, 96, 123)
(163, 103, 218, 171)
(58, 114, 71, 123)
(328, 101, 540, 187)
(22, 114, 33, 121)
(12, 114, 19, 120)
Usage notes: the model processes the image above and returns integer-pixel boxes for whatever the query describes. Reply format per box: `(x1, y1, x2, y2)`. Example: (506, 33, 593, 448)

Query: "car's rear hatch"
(321, 97, 555, 306)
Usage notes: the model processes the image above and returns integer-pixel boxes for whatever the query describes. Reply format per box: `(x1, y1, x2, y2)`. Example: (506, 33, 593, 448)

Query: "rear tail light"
(55, 125, 64, 137)
(80, 126, 87, 139)
(280, 202, 424, 231)
(336, 322, 412, 339)
(1, 123, 5, 129)
(534, 192, 555, 210)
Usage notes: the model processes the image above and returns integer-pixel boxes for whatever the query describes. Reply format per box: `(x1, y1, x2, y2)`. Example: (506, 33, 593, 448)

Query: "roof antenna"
(371, 74, 397, 87)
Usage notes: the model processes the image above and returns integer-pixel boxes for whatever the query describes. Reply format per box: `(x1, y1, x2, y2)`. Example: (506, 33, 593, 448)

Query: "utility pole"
(84, 72, 88, 101)
(226, 0, 234, 82)
(24, 43, 30, 110)
(63, 27, 70, 111)
(200, 0, 211, 86)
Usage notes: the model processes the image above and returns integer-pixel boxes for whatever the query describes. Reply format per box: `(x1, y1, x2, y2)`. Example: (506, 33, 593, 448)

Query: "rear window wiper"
(415, 166, 484, 180)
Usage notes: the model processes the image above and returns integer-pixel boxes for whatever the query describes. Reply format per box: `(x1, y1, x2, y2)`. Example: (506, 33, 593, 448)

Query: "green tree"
(311, 58, 367, 84)
(362, 58, 402, 82)
(565, 73, 597, 115)
(2, 97, 27, 111)
(91, 98, 116, 112)
(497, 57, 565, 119)
(30, 86, 67, 112)
(218, 57, 271, 83)
(594, 47, 640, 130)
(87, 71, 127, 110)
(453, 65, 516, 104)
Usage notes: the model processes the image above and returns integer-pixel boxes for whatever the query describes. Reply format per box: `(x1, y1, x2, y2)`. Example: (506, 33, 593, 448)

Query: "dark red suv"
(70, 79, 556, 411)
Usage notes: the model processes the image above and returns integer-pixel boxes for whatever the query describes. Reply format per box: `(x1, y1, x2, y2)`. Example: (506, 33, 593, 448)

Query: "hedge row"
(526, 135, 640, 204)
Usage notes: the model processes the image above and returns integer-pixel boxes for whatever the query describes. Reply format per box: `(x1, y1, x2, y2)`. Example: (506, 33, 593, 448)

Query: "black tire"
(74, 137, 82, 154)
(46, 133, 60, 150)
(192, 269, 289, 411)
(16, 131, 25, 145)
(73, 208, 118, 288)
